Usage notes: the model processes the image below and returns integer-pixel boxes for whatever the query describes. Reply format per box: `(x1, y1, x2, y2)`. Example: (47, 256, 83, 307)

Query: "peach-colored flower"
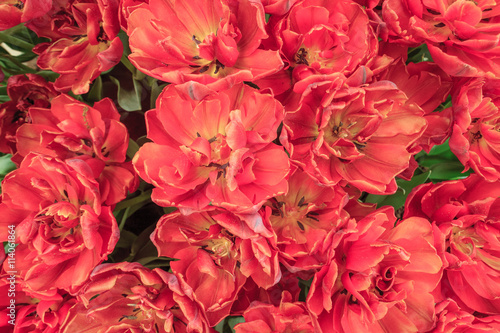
(125, 0, 283, 90)
(307, 207, 442, 332)
(432, 299, 500, 332)
(15, 94, 137, 205)
(0, 154, 119, 295)
(272, 0, 379, 83)
(383, 0, 500, 78)
(32, 0, 123, 94)
(0, 0, 51, 30)
(405, 175, 500, 315)
(60, 262, 214, 332)
(133, 82, 289, 213)
(0, 74, 58, 155)
(152, 209, 281, 325)
(281, 74, 427, 194)
(0, 277, 76, 333)
(449, 77, 500, 181)
(263, 166, 350, 273)
(376, 58, 453, 152)
(235, 291, 319, 333)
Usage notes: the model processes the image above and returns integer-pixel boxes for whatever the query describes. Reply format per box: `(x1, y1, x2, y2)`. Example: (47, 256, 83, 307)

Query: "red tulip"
(125, 0, 283, 90)
(152, 209, 281, 325)
(383, 0, 500, 78)
(133, 82, 289, 213)
(0, 74, 58, 155)
(271, 0, 379, 83)
(0, 0, 51, 30)
(60, 262, 213, 332)
(449, 77, 500, 181)
(307, 207, 442, 332)
(0, 154, 119, 295)
(235, 291, 319, 332)
(405, 175, 500, 315)
(15, 94, 137, 205)
(376, 58, 453, 152)
(281, 75, 427, 194)
(0, 277, 76, 333)
(262, 167, 350, 273)
(31, 0, 123, 94)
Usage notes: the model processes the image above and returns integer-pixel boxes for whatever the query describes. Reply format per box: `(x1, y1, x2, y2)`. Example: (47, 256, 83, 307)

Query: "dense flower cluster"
(1, 0, 500, 332)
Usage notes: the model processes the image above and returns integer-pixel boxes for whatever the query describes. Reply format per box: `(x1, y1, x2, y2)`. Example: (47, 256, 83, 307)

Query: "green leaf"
(428, 162, 470, 181)
(120, 52, 136, 75)
(406, 43, 433, 64)
(109, 76, 142, 111)
(126, 138, 140, 160)
(227, 317, 245, 331)
(0, 44, 36, 63)
(107, 228, 138, 263)
(0, 154, 16, 176)
(0, 154, 16, 193)
(0, 31, 34, 51)
(163, 206, 177, 215)
(136, 256, 172, 269)
(365, 170, 431, 210)
(129, 224, 157, 261)
(117, 30, 131, 57)
(363, 191, 388, 205)
(0, 53, 37, 74)
(426, 140, 456, 158)
(299, 277, 312, 302)
(0, 86, 9, 102)
(115, 229, 137, 249)
(150, 81, 168, 109)
(67, 91, 84, 102)
(215, 316, 245, 333)
(415, 140, 471, 181)
(136, 135, 150, 147)
(1, 24, 48, 49)
(434, 94, 452, 112)
(86, 76, 103, 103)
(36, 71, 60, 82)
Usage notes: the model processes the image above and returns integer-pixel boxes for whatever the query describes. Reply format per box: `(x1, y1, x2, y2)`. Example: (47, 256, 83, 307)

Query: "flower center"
(450, 225, 484, 257)
(202, 237, 233, 259)
(205, 134, 231, 180)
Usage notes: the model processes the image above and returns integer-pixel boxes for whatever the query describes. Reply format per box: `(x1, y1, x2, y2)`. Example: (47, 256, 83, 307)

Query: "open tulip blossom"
(2, 0, 500, 332)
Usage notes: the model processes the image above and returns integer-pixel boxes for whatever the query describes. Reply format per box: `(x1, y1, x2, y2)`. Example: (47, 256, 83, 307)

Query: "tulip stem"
(120, 53, 136, 75)
(119, 206, 131, 230)
(114, 189, 152, 212)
